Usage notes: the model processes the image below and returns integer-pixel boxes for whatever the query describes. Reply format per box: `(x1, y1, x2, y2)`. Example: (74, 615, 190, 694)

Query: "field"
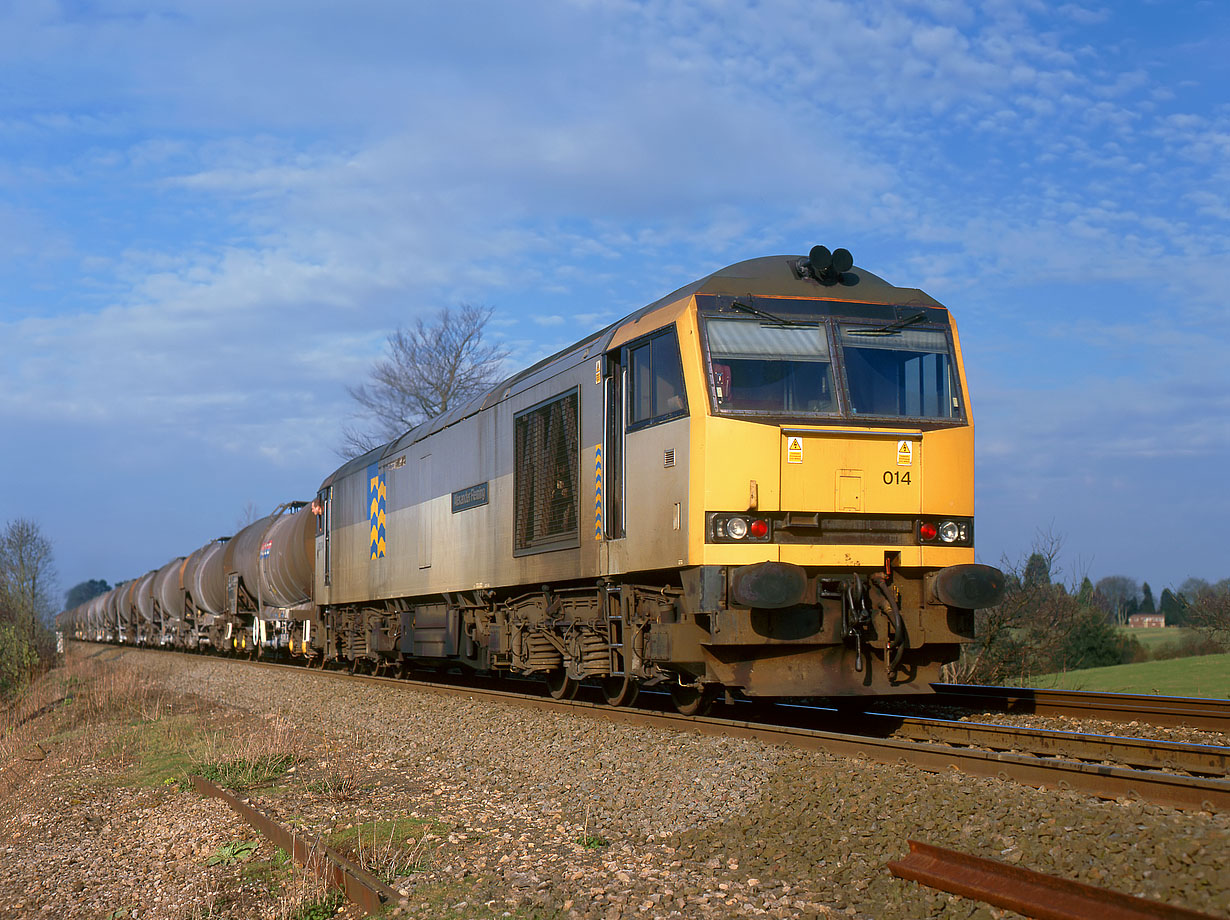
(1030, 652, 1230, 698)
(1118, 626, 1206, 654)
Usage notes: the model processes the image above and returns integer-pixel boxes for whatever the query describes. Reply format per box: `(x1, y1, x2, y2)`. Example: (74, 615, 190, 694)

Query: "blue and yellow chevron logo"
(593, 446, 603, 540)
(368, 463, 387, 559)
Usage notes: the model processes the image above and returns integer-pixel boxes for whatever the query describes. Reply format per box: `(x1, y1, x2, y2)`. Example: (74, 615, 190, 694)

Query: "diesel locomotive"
(59, 247, 1004, 713)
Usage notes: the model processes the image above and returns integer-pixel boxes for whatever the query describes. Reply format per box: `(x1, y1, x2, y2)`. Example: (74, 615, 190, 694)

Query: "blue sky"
(2, 0, 1227, 603)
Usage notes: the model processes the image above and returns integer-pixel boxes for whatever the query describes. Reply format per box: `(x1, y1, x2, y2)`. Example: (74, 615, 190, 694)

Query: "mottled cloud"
(1, 0, 1228, 590)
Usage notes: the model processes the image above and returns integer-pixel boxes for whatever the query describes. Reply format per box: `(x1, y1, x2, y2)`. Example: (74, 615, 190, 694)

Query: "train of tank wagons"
(58, 246, 1004, 715)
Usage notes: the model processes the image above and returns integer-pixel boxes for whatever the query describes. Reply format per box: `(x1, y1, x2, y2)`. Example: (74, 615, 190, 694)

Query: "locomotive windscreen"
(702, 312, 964, 424)
(705, 319, 838, 416)
(839, 326, 960, 420)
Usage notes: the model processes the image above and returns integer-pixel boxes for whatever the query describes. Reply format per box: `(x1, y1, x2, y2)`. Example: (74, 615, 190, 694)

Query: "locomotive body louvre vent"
(664, 449, 675, 468)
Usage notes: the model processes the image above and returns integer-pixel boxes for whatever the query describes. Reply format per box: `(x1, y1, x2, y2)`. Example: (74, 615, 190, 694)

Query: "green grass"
(208, 839, 260, 866)
(104, 716, 209, 788)
(328, 816, 444, 883)
(1030, 652, 1230, 697)
(329, 816, 439, 849)
(1118, 626, 1193, 650)
(291, 893, 344, 920)
(194, 752, 295, 790)
(100, 713, 297, 791)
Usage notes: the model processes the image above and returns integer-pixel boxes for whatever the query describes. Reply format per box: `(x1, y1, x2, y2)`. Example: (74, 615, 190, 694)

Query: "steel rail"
(190, 775, 401, 917)
(888, 839, 1222, 920)
(933, 684, 1230, 733)
(843, 712, 1230, 777)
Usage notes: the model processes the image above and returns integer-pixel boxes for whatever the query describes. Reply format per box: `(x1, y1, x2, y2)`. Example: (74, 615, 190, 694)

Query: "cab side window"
(626, 326, 688, 430)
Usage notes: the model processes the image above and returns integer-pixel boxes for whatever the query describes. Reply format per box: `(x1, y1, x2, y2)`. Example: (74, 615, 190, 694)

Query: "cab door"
(599, 352, 625, 573)
(314, 486, 332, 599)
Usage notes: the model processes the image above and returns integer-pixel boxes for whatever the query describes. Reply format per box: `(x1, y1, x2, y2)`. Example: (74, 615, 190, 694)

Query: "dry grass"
(181, 843, 342, 920)
(307, 726, 364, 803)
(0, 650, 166, 798)
(5, 647, 349, 919)
(335, 816, 438, 883)
(1, 647, 313, 802)
(191, 713, 305, 790)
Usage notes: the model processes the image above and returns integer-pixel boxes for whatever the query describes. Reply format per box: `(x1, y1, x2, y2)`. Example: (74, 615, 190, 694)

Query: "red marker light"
(919, 522, 937, 541)
(749, 519, 769, 539)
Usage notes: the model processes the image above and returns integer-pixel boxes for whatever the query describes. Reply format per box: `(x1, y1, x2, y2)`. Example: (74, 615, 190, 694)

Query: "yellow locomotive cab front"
(671, 250, 1004, 698)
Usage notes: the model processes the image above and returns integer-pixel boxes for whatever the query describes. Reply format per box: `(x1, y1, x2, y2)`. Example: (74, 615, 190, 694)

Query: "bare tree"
(340, 304, 509, 458)
(1182, 579, 1230, 645)
(944, 530, 1136, 685)
(0, 518, 57, 696)
(0, 518, 57, 634)
(235, 500, 260, 531)
(1093, 575, 1139, 625)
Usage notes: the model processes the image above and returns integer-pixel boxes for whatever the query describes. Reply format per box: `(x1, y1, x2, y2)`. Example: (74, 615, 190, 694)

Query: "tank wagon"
(58, 248, 1003, 713)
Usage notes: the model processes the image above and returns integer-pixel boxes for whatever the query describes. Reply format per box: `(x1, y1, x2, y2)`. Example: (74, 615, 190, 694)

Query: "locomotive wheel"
(671, 684, 715, 717)
(601, 675, 639, 708)
(545, 669, 580, 700)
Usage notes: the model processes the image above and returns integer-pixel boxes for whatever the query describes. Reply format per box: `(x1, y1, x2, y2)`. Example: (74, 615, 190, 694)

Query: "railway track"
(150, 649, 1230, 815)
(774, 706, 1230, 778)
(931, 683, 1230, 733)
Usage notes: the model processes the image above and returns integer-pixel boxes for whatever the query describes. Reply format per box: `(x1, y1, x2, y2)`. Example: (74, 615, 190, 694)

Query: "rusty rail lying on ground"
(888, 839, 1220, 920)
(190, 774, 401, 917)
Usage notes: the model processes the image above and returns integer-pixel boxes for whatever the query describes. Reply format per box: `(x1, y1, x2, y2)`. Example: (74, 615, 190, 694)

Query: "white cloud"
(1, 0, 1228, 591)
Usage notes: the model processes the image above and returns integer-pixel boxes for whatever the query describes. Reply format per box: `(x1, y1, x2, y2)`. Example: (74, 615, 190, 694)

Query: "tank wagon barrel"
(222, 515, 275, 609)
(95, 593, 108, 640)
(257, 504, 315, 610)
(73, 247, 1004, 713)
(104, 586, 121, 641)
(188, 539, 229, 619)
(119, 580, 138, 644)
(133, 570, 157, 644)
(153, 557, 186, 645)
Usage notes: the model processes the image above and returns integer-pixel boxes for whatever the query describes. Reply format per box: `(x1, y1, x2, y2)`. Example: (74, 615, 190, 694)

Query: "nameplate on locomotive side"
(451, 482, 489, 513)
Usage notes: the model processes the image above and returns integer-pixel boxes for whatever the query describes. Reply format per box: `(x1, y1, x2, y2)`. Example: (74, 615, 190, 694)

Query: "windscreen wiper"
(729, 300, 797, 325)
(846, 311, 929, 336)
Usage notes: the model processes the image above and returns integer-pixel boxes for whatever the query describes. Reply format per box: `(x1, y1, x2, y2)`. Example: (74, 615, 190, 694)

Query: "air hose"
(869, 573, 908, 678)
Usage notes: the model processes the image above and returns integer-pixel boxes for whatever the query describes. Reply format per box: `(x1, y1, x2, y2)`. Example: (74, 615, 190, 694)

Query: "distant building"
(1128, 614, 1166, 628)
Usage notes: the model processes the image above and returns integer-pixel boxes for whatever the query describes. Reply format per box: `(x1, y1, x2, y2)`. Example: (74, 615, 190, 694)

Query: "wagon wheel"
(601, 675, 639, 708)
(545, 668, 580, 700)
(671, 683, 716, 717)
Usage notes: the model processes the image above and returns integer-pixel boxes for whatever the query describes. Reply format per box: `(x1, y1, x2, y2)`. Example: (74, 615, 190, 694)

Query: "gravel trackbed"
(2, 645, 1227, 919)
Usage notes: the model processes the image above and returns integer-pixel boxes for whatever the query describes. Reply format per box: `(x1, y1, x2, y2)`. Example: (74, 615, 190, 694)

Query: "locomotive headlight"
(726, 517, 749, 540)
(938, 521, 961, 543)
